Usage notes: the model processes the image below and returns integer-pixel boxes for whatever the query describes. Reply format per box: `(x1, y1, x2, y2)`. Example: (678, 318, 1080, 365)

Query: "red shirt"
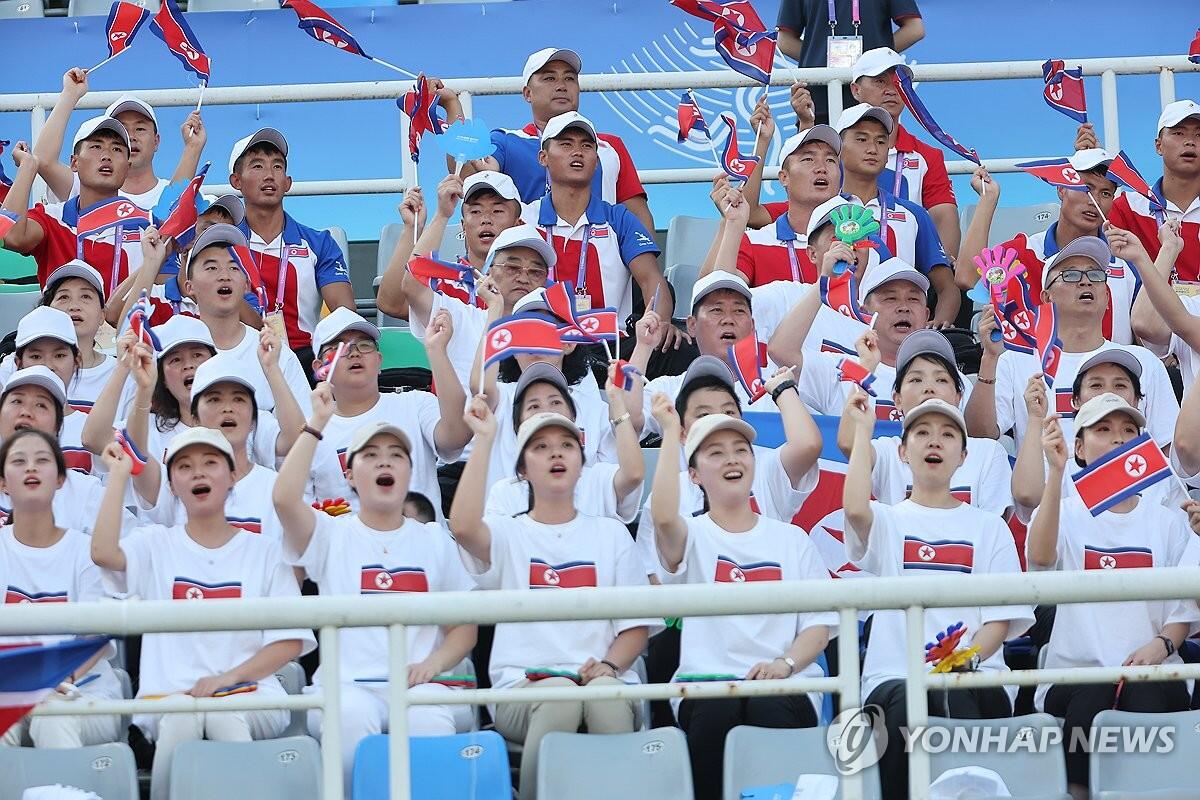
(27, 202, 141, 297)
(736, 212, 818, 286)
(1109, 181, 1200, 283)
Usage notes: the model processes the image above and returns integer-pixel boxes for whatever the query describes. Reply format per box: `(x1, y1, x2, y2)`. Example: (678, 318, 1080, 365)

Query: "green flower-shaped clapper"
(829, 205, 880, 275)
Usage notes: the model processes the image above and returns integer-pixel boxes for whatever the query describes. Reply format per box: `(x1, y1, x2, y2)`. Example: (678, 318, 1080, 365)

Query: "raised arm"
(1174, 370, 1200, 477)
(629, 252, 677, 349)
(892, 15, 925, 51)
(964, 313, 1003, 438)
(1026, 416, 1067, 569)
(272, 384, 335, 557)
(649, 392, 688, 572)
(954, 167, 998, 290)
(1, 146, 47, 255)
(1010, 374, 1050, 509)
(169, 112, 206, 186)
(766, 242, 845, 368)
(770, 366, 822, 485)
(107, 227, 170, 328)
(700, 184, 749, 278)
(82, 333, 136, 455)
(1119, 221, 1194, 351)
(835, 331, 882, 460)
(624, 308, 664, 433)
(425, 309, 473, 457)
(91, 442, 133, 572)
(471, 278, 504, 405)
(739, 94, 778, 232)
(929, 266, 961, 328)
(841, 388, 876, 542)
(377, 188, 429, 323)
(121, 343, 164, 506)
(448, 395, 497, 565)
(258, 325, 305, 455)
(31, 68, 88, 201)
(603, 362, 645, 504)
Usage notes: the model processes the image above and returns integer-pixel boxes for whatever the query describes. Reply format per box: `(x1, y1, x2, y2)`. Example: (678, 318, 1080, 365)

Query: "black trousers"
(1044, 680, 1189, 787)
(866, 678, 1013, 800)
(645, 625, 681, 728)
(678, 693, 818, 800)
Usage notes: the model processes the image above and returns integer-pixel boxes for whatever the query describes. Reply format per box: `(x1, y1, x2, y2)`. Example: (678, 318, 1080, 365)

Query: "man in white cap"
(1079, 99, 1200, 280)
(958, 151, 1141, 345)
(700, 126, 843, 287)
(848, 47, 960, 257)
(458, 47, 654, 233)
(228, 127, 353, 366)
(29, 68, 204, 209)
(836, 103, 958, 326)
(377, 170, 523, 322)
(966, 236, 1177, 449)
(519, 112, 677, 346)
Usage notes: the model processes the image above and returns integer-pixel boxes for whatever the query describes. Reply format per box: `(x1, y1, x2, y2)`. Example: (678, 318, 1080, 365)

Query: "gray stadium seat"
(437, 224, 467, 263)
(639, 447, 660, 504)
(326, 226, 350, 268)
(722, 725, 883, 800)
(0, 287, 43, 339)
(186, 0, 277, 11)
(1090, 708, 1200, 799)
(275, 660, 308, 737)
(664, 263, 700, 321)
(0, 742, 138, 800)
(113, 665, 133, 733)
(959, 202, 1059, 249)
(926, 714, 1071, 800)
(536, 727, 694, 800)
(664, 215, 720, 277)
(69, 0, 159, 16)
(168, 736, 322, 800)
(0, 0, 44, 18)
(376, 223, 404, 281)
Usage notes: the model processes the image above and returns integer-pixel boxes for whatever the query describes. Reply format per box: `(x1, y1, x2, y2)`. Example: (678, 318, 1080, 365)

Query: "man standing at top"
(228, 128, 355, 369)
(457, 47, 655, 235)
(776, 0, 925, 124)
(1077, 101, 1200, 281)
(31, 68, 205, 210)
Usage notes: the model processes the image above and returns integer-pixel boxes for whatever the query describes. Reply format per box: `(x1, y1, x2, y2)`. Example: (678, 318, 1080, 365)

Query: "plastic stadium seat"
(326, 226, 351, 268)
(351, 730, 511, 800)
(664, 215, 720, 277)
(0, 285, 42, 338)
(168, 736, 321, 800)
(113, 665, 133, 732)
(0, 249, 37, 281)
(275, 660, 308, 737)
(1090, 708, 1200, 799)
(959, 202, 1059, 249)
(378, 327, 430, 370)
(187, 0, 277, 11)
(69, 0, 158, 15)
(926, 714, 1070, 799)
(377, 223, 405, 281)
(664, 263, 700, 321)
(639, 447, 660, 504)
(0, 742, 139, 800)
(536, 727, 694, 800)
(0, 0, 44, 18)
(722, 725, 882, 800)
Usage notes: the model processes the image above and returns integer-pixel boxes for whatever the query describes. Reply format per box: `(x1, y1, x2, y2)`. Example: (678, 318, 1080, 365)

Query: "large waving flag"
(0, 638, 112, 737)
(819, 273, 873, 324)
(1014, 158, 1090, 192)
(718, 114, 759, 181)
(105, 1, 151, 60)
(150, 0, 210, 83)
(1107, 150, 1166, 213)
(408, 253, 475, 303)
(677, 90, 711, 143)
(76, 196, 152, 242)
(483, 313, 562, 367)
(1034, 302, 1063, 389)
(1072, 432, 1172, 516)
(893, 69, 980, 165)
(671, 0, 778, 85)
(725, 331, 767, 403)
(399, 73, 446, 164)
(1041, 59, 1088, 124)
(157, 162, 209, 249)
(280, 0, 370, 57)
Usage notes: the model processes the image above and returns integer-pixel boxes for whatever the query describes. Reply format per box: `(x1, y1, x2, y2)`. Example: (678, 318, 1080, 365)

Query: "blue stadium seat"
(0, 742, 138, 800)
(722, 725, 883, 800)
(536, 728, 694, 800)
(1090, 708, 1200, 799)
(186, 0, 278, 11)
(69, 0, 158, 15)
(0, 0, 43, 18)
(927, 714, 1070, 799)
(168, 736, 321, 800)
(351, 731, 511, 800)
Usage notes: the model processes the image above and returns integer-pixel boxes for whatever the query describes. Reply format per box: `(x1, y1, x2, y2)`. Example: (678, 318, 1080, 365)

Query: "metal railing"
(3, 566, 1200, 799)
(1, 55, 1197, 199)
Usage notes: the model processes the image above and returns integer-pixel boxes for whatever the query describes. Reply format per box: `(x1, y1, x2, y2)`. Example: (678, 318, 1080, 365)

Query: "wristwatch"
(776, 656, 797, 675)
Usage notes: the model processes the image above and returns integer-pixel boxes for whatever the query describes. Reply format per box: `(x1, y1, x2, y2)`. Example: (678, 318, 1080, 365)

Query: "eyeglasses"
(495, 262, 549, 279)
(1046, 268, 1108, 288)
(319, 339, 378, 359)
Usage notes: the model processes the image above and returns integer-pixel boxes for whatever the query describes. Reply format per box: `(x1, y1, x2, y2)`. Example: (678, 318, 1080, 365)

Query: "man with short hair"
(228, 128, 354, 366)
(31, 68, 204, 210)
(458, 47, 654, 234)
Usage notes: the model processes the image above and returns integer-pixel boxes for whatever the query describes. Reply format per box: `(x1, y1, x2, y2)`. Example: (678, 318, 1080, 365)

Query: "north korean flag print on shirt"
(26, 199, 146, 297)
(1083, 545, 1154, 570)
(5, 587, 68, 604)
(529, 559, 597, 589)
(359, 564, 429, 593)
(713, 555, 783, 582)
(902, 536, 974, 573)
(171, 577, 243, 600)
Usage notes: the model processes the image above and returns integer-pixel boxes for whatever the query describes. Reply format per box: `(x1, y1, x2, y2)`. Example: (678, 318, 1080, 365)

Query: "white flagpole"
(371, 57, 418, 80)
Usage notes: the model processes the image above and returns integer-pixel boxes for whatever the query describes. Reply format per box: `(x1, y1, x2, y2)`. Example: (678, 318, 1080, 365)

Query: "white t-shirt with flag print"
(487, 461, 640, 523)
(140, 462, 278, 537)
(870, 435, 1014, 516)
(659, 512, 835, 716)
(798, 350, 973, 423)
(847, 500, 1034, 703)
(215, 322, 313, 418)
(408, 290, 487, 397)
(461, 513, 655, 693)
(286, 512, 475, 685)
(1029, 494, 1200, 709)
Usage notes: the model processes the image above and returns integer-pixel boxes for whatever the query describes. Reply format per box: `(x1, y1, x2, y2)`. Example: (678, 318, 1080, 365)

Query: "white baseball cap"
(164, 426, 235, 468)
(835, 103, 895, 136)
(540, 111, 597, 145)
(1157, 99, 1200, 133)
(929, 766, 1011, 800)
(345, 421, 413, 464)
(901, 397, 966, 439)
(71, 116, 130, 151)
(683, 412, 756, 464)
(806, 196, 864, 239)
(859, 257, 929, 302)
(463, 171, 520, 204)
(2, 365, 66, 409)
(44, 260, 105, 301)
(15, 306, 78, 348)
(515, 411, 582, 455)
(779, 125, 842, 163)
(513, 289, 551, 316)
(228, 127, 288, 175)
(486, 224, 557, 271)
(155, 314, 215, 357)
(689, 270, 753, 312)
(851, 47, 911, 82)
(105, 94, 157, 127)
(1074, 391, 1146, 431)
(1069, 148, 1114, 172)
(312, 307, 380, 353)
(522, 47, 582, 85)
(189, 350, 256, 401)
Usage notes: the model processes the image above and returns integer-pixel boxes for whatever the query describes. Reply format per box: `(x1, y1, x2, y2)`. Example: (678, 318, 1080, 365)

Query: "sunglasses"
(1046, 268, 1108, 288)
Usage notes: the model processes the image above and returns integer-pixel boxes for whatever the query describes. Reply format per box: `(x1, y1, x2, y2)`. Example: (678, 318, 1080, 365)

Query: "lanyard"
(543, 222, 593, 290)
(892, 151, 906, 198)
(828, 0, 861, 32)
(75, 222, 125, 295)
(874, 193, 892, 249)
(274, 236, 290, 311)
(785, 240, 801, 283)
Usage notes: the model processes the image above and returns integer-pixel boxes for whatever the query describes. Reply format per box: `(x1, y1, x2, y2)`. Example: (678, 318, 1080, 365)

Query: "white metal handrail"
(2, 56, 1197, 199)
(4, 566, 1200, 799)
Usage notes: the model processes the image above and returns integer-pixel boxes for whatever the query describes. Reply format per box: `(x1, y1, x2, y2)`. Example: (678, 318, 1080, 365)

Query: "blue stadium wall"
(0, 0, 1188, 241)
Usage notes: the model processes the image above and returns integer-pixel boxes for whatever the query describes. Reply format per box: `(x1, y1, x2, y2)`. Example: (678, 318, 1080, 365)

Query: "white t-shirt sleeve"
(1026, 496, 1073, 572)
(757, 448, 818, 520)
(251, 412, 283, 469)
(846, 500, 899, 574)
(430, 521, 478, 593)
(287, 508, 334, 582)
(114, 525, 160, 596)
(977, 517, 1035, 638)
(612, 530, 656, 633)
(797, 352, 843, 416)
(277, 348, 315, 418)
(977, 440, 1015, 516)
(412, 390, 462, 462)
(750, 282, 804, 344)
(458, 514, 513, 589)
(261, 541, 317, 655)
(794, 540, 838, 634)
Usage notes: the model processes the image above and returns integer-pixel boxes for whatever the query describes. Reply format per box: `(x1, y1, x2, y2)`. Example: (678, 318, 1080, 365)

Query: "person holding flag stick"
(1028, 393, 1198, 799)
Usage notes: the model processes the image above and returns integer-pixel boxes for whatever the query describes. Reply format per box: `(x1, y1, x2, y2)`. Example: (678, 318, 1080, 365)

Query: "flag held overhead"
(1041, 59, 1088, 124)
(1107, 150, 1167, 212)
(280, 0, 371, 57)
(718, 114, 759, 181)
(150, 0, 211, 82)
(726, 331, 767, 403)
(104, 1, 151, 60)
(1015, 158, 1090, 192)
(677, 90, 711, 143)
(157, 162, 210, 249)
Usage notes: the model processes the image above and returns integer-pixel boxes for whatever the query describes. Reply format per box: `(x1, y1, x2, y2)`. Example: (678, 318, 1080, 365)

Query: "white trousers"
(1, 711, 121, 749)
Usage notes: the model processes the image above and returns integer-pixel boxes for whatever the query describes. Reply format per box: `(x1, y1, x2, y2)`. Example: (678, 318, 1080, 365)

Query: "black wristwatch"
(770, 379, 798, 404)
(1156, 634, 1176, 657)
